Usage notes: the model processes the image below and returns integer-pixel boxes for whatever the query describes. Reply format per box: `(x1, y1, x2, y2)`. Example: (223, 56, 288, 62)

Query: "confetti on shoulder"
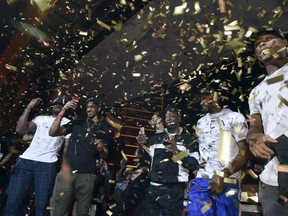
(266, 74, 284, 85)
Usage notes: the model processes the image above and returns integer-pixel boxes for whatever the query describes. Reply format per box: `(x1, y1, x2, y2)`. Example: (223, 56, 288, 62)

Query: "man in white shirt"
(4, 97, 69, 216)
(246, 27, 288, 215)
(187, 87, 249, 216)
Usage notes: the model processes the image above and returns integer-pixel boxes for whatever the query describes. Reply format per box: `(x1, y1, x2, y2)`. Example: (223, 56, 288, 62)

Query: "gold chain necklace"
(86, 118, 99, 137)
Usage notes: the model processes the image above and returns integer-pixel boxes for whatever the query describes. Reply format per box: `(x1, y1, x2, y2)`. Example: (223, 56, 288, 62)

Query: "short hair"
(163, 105, 181, 117)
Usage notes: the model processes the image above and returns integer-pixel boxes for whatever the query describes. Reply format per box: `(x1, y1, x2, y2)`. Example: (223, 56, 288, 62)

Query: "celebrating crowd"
(0, 28, 288, 216)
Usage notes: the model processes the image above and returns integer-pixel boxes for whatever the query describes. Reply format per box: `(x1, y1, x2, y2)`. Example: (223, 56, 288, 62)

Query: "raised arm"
(16, 98, 41, 135)
(246, 113, 277, 159)
(49, 100, 77, 136)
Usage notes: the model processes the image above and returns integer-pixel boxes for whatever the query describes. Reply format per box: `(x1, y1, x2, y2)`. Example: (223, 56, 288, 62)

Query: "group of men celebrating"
(1, 27, 288, 216)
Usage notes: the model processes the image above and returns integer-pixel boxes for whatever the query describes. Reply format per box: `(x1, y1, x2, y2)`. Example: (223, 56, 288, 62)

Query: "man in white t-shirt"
(246, 27, 288, 215)
(4, 97, 69, 216)
(187, 87, 249, 216)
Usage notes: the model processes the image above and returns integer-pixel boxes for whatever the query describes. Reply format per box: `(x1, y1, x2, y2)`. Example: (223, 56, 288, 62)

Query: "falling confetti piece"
(173, 2, 187, 15)
(121, 150, 128, 161)
(224, 177, 237, 184)
(97, 20, 111, 31)
(278, 94, 288, 107)
(201, 202, 212, 214)
(172, 151, 188, 162)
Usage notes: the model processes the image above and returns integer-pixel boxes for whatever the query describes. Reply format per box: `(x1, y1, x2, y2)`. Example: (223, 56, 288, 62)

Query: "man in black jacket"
(49, 97, 112, 216)
(137, 105, 199, 216)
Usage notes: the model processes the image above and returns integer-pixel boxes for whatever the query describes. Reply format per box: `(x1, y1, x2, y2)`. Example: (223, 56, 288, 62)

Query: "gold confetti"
(196, 23, 204, 33)
(172, 151, 188, 162)
(5, 64, 18, 72)
(232, 124, 242, 137)
(109, 179, 115, 184)
(129, 2, 135, 11)
(109, 203, 117, 209)
(245, 26, 257, 38)
(193, 125, 202, 136)
(160, 158, 170, 163)
(106, 210, 113, 216)
(79, 31, 88, 36)
(31, 0, 51, 11)
(278, 94, 288, 107)
(224, 21, 240, 31)
(194, 1, 201, 14)
(201, 202, 212, 214)
(197, 37, 206, 48)
(248, 93, 257, 102)
(247, 197, 259, 204)
(247, 169, 258, 179)
(142, 145, 150, 154)
(224, 177, 237, 184)
(241, 171, 246, 180)
(273, 6, 283, 18)
(173, 2, 187, 15)
(132, 73, 141, 77)
(213, 92, 218, 102)
(119, 0, 127, 5)
(215, 170, 225, 177)
(121, 150, 128, 161)
(218, 129, 232, 166)
(225, 189, 237, 197)
(96, 20, 111, 31)
(134, 54, 143, 62)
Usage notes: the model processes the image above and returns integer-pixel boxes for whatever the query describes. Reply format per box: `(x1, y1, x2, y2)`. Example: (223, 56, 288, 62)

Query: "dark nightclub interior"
(1, 0, 288, 215)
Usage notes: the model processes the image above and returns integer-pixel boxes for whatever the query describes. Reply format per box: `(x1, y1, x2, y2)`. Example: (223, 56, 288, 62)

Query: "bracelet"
(57, 113, 64, 118)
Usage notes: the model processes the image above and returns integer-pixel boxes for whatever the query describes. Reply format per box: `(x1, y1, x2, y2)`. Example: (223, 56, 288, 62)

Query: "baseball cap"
(87, 97, 102, 107)
(51, 97, 66, 106)
(246, 27, 287, 48)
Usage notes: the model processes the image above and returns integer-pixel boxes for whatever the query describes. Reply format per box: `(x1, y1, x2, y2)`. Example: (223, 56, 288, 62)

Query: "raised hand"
(27, 98, 42, 109)
(136, 133, 148, 147)
(62, 100, 78, 111)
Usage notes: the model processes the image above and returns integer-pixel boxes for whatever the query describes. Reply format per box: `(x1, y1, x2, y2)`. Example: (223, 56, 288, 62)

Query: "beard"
(51, 104, 63, 116)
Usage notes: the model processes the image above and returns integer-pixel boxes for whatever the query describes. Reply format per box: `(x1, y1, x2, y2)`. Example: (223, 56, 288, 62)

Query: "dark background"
(0, 0, 287, 134)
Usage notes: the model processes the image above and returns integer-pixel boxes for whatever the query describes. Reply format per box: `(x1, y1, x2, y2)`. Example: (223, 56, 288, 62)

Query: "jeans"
(4, 158, 57, 216)
(142, 183, 185, 216)
(259, 181, 288, 216)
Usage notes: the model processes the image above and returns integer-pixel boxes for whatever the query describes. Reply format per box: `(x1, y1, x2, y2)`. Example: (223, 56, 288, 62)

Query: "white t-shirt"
(20, 115, 70, 163)
(248, 64, 288, 186)
(196, 108, 248, 178)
